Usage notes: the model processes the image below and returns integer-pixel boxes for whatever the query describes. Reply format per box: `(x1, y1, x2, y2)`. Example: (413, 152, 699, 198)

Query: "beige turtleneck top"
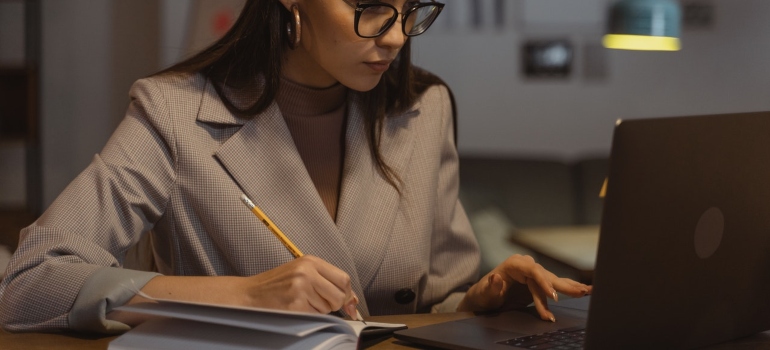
(275, 78, 348, 221)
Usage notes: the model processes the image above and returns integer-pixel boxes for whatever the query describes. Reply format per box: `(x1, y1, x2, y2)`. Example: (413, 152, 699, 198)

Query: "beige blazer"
(0, 73, 480, 332)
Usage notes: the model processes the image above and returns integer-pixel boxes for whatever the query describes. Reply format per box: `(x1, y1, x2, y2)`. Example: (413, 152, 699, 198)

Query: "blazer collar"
(197, 79, 253, 126)
(335, 94, 418, 291)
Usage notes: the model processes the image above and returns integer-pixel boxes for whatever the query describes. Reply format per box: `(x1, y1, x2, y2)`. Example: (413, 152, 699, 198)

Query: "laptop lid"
(394, 111, 770, 349)
(585, 111, 770, 349)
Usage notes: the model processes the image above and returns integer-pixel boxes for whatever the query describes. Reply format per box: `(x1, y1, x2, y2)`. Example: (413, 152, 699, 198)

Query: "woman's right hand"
(239, 255, 359, 317)
(109, 255, 360, 326)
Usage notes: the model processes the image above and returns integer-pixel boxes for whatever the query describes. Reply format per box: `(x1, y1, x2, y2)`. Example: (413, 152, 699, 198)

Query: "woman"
(0, 0, 590, 333)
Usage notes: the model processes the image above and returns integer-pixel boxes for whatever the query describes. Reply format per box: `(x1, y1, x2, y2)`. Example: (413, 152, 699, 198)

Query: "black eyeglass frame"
(342, 1, 445, 38)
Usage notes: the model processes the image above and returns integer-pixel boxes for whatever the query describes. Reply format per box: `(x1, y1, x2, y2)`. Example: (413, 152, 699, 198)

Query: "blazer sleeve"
(0, 78, 178, 333)
(423, 85, 481, 313)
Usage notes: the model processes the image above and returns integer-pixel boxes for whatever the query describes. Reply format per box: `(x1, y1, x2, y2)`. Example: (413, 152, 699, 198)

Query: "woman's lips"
(365, 60, 392, 72)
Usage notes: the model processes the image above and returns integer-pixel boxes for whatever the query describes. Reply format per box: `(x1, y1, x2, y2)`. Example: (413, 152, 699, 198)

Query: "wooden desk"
(4, 312, 770, 349)
(0, 312, 476, 350)
(510, 225, 600, 284)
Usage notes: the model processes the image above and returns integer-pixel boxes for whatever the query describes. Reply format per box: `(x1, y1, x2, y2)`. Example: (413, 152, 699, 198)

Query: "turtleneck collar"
(275, 77, 348, 117)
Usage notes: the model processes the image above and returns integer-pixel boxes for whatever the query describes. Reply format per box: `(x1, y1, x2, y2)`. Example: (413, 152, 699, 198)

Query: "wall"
(0, 1, 26, 208)
(22, 0, 770, 209)
(0, 0, 27, 246)
(0, 1, 25, 64)
(160, 0, 194, 68)
(39, 0, 159, 207)
(412, 0, 770, 160)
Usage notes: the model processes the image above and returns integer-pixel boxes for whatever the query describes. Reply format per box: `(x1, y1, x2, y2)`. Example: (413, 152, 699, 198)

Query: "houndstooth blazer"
(0, 72, 480, 333)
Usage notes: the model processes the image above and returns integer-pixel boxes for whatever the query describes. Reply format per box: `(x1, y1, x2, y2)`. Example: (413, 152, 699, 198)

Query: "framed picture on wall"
(522, 39, 573, 79)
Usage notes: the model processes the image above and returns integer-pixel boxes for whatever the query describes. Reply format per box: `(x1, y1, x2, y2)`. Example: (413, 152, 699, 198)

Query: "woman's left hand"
(457, 254, 591, 322)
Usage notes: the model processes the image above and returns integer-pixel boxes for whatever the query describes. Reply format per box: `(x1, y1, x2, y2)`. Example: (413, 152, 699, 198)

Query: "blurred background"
(1, 0, 769, 280)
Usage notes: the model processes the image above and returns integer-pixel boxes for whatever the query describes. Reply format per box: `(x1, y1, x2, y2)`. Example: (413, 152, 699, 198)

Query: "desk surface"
(4, 311, 770, 349)
(0, 312, 476, 350)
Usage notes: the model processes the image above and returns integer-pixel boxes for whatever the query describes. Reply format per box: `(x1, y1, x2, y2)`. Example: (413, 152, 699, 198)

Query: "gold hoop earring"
(286, 4, 301, 49)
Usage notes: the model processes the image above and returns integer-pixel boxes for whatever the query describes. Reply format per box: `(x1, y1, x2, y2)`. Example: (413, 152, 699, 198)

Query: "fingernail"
(552, 290, 558, 302)
(345, 304, 357, 318)
(549, 315, 556, 322)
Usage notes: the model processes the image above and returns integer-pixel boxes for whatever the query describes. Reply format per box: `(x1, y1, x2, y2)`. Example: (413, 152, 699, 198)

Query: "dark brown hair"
(156, 0, 453, 191)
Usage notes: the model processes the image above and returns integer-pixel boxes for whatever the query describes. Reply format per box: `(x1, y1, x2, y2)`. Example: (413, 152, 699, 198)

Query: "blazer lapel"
(204, 83, 370, 313)
(336, 95, 418, 290)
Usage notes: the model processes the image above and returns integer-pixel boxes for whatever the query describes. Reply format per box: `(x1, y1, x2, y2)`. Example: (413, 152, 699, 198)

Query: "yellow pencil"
(241, 194, 304, 258)
(239, 194, 365, 323)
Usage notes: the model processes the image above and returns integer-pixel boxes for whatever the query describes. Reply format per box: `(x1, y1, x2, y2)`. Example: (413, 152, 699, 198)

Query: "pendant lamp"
(603, 0, 682, 51)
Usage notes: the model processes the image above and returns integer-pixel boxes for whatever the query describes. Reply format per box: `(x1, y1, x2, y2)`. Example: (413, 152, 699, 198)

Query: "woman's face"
(279, 0, 411, 91)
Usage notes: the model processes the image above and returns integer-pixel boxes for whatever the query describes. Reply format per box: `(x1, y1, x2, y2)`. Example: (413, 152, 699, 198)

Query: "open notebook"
(108, 297, 406, 350)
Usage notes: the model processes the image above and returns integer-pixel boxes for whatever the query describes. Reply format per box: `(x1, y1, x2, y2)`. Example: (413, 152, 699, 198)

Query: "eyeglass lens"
(357, 4, 442, 37)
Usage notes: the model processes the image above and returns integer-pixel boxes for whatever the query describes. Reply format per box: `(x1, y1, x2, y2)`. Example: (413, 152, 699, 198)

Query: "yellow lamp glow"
(603, 34, 680, 51)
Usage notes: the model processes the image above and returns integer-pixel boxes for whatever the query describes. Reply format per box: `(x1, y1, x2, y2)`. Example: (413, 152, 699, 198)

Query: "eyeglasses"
(342, 1, 445, 38)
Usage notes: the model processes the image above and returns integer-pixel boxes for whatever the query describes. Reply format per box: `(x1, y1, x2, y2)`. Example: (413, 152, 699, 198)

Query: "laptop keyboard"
(497, 326, 586, 349)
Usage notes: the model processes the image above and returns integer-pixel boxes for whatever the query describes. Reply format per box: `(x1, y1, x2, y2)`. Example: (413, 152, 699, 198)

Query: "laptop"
(394, 111, 770, 349)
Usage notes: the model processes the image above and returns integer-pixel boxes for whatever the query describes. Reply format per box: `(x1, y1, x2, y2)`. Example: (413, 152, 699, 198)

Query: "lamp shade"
(603, 0, 681, 51)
